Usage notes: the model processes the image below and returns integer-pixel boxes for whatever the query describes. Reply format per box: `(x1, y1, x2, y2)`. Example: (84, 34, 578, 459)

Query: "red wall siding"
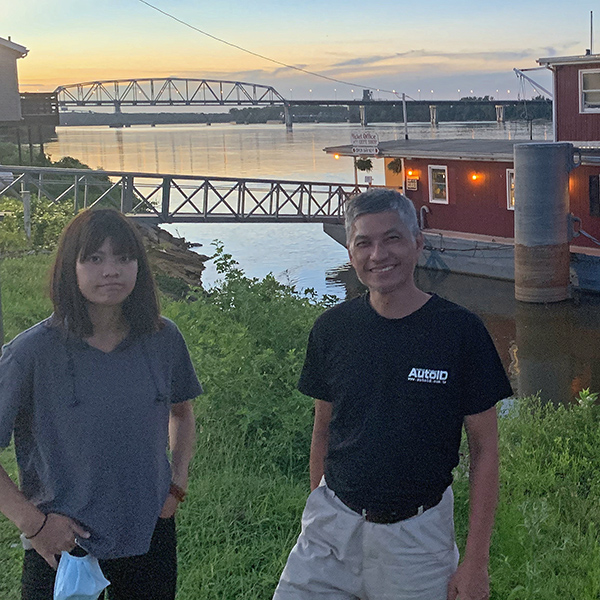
(568, 164, 600, 248)
(383, 156, 600, 248)
(400, 158, 515, 239)
(555, 63, 600, 142)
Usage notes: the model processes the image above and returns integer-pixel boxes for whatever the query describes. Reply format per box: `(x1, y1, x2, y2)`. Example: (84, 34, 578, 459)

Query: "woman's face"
(76, 238, 138, 308)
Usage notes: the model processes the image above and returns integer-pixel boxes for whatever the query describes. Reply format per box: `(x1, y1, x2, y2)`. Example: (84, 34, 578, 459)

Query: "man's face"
(348, 210, 423, 296)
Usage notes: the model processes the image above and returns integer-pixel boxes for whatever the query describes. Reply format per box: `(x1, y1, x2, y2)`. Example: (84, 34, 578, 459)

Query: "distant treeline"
(60, 96, 551, 127)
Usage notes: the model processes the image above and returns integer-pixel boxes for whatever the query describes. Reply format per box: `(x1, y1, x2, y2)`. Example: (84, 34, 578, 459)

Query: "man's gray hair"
(344, 189, 420, 241)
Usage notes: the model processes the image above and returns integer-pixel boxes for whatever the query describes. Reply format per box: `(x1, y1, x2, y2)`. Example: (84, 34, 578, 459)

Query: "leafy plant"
(0, 195, 73, 252)
(387, 157, 403, 174)
(576, 387, 599, 408)
(354, 157, 373, 172)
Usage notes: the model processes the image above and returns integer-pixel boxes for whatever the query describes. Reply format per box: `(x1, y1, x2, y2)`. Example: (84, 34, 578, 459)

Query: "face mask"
(54, 551, 110, 600)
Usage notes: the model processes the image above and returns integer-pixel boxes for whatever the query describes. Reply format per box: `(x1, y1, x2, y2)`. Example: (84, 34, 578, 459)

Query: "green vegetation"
(0, 196, 73, 253)
(354, 157, 373, 172)
(0, 248, 599, 599)
(0, 145, 118, 253)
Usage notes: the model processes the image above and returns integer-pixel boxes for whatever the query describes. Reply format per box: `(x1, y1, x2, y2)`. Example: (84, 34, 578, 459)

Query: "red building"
(325, 53, 600, 254)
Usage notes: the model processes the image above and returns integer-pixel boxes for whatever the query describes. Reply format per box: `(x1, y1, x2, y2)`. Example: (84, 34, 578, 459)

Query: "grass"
(1, 251, 599, 599)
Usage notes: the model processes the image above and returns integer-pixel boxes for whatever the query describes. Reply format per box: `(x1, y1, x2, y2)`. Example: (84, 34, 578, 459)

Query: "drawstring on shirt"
(65, 335, 169, 407)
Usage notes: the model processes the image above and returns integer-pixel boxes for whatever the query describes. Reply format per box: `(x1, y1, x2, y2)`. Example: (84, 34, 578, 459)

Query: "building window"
(428, 165, 448, 204)
(590, 175, 600, 217)
(506, 169, 515, 210)
(580, 69, 600, 113)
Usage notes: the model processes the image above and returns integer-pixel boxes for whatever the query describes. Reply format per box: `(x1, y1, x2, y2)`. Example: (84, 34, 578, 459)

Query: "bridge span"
(53, 78, 551, 127)
(0, 165, 368, 224)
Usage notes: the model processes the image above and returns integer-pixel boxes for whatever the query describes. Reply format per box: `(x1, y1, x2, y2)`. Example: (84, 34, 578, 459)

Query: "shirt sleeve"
(459, 315, 513, 416)
(298, 325, 330, 402)
(169, 324, 203, 404)
(0, 343, 33, 448)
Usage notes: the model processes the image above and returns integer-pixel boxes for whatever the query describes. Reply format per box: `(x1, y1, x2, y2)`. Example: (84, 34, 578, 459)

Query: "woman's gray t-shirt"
(0, 317, 202, 559)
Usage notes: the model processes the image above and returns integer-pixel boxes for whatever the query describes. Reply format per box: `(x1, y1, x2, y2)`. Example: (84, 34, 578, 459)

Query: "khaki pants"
(274, 481, 459, 600)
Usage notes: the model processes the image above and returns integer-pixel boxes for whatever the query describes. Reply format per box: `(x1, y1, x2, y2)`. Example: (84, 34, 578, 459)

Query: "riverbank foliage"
(0, 252, 599, 599)
(0, 146, 116, 252)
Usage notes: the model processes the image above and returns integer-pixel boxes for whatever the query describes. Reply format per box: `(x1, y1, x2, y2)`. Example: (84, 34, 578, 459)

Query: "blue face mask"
(54, 551, 110, 600)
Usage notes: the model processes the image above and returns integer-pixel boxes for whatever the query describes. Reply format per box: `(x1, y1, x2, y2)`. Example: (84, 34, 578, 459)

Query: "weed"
(0, 253, 599, 599)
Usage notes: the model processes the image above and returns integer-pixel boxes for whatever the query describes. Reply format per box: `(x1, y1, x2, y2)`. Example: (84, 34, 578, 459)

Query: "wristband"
(169, 482, 186, 503)
(25, 514, 48, 540)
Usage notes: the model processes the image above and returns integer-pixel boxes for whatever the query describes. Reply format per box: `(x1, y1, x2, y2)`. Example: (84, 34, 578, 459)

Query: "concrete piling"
(514, 142, 576, 302)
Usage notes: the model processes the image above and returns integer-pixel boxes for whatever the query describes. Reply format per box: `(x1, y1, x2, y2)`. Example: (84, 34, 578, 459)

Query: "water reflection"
(45, 121, 552, 186)
(45, 120, 588, 402)
(327, 266, 600, 404)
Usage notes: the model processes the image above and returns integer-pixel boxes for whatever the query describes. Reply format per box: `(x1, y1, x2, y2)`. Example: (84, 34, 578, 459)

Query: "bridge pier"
(359, 105, 368, 127)
(495, 105, 505, 123)
(284, 105, 293, 131)
(429, 105, 438, 125)
(114, 101, 122, 114)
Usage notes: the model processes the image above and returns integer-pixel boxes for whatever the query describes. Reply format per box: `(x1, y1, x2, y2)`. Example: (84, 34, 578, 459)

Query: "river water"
(45, 120, 600, 402)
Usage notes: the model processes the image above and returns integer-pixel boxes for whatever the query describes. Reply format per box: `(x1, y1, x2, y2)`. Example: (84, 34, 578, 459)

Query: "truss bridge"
(55, 79, 287, 109)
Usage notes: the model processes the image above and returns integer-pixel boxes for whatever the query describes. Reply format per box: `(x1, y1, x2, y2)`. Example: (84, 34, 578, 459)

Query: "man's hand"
(159, 492, 179, 519)
(29, 513, 90, 570)
(447, 560, 490, 600)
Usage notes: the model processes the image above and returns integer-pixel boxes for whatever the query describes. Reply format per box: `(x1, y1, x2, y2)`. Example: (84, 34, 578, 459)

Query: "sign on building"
(351, 130, 379, 155)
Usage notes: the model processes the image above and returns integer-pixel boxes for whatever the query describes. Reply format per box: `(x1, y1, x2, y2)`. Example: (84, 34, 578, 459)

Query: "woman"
(0, 209, 202, 599)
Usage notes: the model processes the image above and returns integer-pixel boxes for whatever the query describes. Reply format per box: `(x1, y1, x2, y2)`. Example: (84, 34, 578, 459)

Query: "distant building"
(0, 36, 28, 124)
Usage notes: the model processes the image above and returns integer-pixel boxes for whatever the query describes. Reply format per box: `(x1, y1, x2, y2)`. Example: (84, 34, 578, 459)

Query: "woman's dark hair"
(50, 209, 161, 337)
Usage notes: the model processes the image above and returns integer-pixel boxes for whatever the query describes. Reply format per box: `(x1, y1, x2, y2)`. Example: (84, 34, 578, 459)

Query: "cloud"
(334, 55, 393, 67)
(332, 48, 542, 69)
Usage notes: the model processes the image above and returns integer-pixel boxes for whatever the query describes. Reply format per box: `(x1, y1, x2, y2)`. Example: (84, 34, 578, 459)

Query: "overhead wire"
(138, 0, 403, 98)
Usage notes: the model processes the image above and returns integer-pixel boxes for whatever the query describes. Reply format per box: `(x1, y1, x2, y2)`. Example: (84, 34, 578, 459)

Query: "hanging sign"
(351, 131, 379, 155)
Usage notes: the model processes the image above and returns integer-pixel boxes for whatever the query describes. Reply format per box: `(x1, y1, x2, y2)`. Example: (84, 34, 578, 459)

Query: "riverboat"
(323, 52, 600, 294)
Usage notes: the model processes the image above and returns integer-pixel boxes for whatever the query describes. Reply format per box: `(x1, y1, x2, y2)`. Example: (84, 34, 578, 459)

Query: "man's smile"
(370, 265, 396, 273)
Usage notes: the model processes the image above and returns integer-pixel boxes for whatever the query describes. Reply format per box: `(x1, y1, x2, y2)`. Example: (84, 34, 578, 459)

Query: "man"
(273, 189, 512, 600)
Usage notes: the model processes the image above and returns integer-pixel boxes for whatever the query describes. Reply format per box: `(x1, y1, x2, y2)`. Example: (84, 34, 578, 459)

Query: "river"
(44, 120, 600, 402)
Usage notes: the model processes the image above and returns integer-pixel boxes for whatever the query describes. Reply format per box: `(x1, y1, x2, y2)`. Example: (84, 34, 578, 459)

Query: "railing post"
(84, 174, 89, 208)
(0, 272, 4, 348)
(161, 177, 171, 222)
(22, 190, 31, 240)
(73, 175, 79, 213)
(238, 181, 245, 219)
(121, 175, 134, 213)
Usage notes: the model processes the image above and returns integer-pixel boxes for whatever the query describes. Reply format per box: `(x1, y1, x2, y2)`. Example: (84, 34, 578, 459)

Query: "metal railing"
(0, 166, 369, 224)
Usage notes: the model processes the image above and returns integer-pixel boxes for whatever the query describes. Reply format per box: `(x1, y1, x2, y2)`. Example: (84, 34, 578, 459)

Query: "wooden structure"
(324, 53, 600, 254)
(0, 36, 27, 125)
(539, 53, 600, 142)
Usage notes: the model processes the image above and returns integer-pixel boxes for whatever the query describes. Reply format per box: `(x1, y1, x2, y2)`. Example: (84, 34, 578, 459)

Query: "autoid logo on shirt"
(407, 367, 449, 384)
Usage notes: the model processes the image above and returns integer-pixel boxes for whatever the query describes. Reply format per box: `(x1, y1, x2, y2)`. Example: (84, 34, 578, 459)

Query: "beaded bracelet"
(169, 482, 186, 503)
(25, 514, 49, 540)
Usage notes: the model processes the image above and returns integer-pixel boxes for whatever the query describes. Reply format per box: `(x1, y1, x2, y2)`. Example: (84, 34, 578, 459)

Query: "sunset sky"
(4, 0, 598, 101)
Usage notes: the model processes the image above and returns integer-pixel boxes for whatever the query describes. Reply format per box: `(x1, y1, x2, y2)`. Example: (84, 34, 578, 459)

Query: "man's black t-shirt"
(298, 294, 513, 511)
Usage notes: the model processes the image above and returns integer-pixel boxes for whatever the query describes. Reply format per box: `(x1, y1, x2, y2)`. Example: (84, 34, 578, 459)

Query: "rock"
(135, 222, 210, 289)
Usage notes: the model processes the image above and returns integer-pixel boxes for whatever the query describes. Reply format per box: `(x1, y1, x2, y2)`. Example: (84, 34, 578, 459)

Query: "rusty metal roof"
(324, 138, 522, 162)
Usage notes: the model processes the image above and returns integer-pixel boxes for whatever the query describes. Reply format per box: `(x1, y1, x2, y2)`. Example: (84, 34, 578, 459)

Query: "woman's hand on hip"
(159, 493, 179, 519)
(30, 513, 90, 569)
